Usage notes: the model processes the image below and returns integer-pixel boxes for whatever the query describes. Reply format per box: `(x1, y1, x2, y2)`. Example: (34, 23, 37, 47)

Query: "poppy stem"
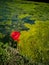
(10, 37, 17, 48)
(13, 41, 17, 48)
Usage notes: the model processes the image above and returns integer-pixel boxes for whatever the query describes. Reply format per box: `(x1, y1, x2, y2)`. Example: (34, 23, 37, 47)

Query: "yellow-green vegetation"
(0, 0, 49, 64)
(18, 21, 49, 64)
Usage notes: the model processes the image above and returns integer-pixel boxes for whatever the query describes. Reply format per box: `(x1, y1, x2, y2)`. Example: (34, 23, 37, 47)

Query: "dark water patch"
(22, 17, 35, 24)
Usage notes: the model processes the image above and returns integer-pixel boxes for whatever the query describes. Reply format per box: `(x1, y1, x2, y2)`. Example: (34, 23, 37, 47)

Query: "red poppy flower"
(10, 31, 20, 41)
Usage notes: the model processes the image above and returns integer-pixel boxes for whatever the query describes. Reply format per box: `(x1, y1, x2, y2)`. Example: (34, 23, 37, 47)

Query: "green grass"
(18, 21, 49, 64)
(0, 1, 49, 65)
